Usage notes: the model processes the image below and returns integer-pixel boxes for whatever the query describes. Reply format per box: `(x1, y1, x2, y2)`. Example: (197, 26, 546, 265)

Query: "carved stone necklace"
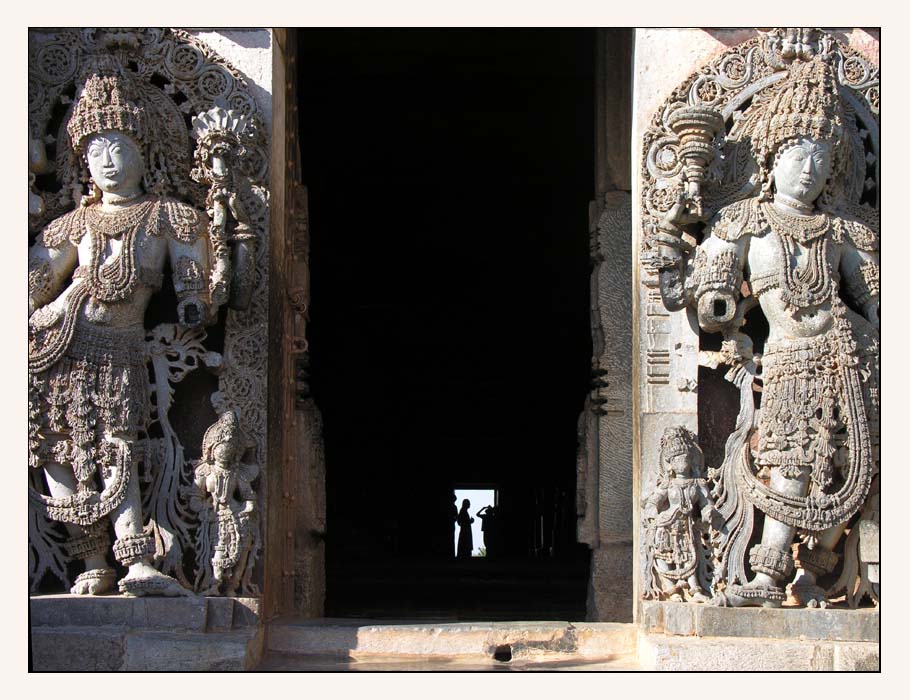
(761, 201, 830, 244)
(760, 202, 833, 309)
(83, 198, 157, 303)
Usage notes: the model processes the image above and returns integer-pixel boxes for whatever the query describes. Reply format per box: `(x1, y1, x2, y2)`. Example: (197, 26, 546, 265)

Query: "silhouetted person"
(457, 499, 474, 558)
(477, 505, 497, 557)
(450, 492, 458, 558)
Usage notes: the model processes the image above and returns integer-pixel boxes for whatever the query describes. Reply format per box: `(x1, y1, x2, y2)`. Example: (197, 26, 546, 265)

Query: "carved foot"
(690, 589, 711, 604)
(712, 582, 785, 608)
(118, 564, 191, 597)
(789, 581, 829, 608)
(70, 568, 117, 595)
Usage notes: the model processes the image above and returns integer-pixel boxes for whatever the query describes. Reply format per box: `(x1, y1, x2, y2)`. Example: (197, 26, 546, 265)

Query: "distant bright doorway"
(454, 488, 496, 557)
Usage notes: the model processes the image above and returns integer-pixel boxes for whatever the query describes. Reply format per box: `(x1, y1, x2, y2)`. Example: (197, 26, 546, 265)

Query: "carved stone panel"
(28, 28, 271, 599)
(634, 28, 879, 611)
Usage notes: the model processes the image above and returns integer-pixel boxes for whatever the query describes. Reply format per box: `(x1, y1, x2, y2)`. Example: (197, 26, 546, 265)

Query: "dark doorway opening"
(300, 28, 595, 620)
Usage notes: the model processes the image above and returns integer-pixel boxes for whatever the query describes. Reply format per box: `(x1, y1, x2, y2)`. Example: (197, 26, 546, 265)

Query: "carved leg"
(686, 573, 710, 603)
(101, 434, 190, 597)
(790, 523, 846, 608)
(722, 468, 803, 607)
(43, 462, 117, 595)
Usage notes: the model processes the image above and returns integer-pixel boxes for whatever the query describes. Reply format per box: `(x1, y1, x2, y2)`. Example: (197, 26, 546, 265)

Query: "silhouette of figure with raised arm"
(477, 505, 497, 557)
(457, 499, 474, 559)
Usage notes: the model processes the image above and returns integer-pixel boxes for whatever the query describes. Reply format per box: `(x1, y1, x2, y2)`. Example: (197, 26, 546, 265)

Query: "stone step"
(264, 618, 638, 667)
(256, 651, 641, 671)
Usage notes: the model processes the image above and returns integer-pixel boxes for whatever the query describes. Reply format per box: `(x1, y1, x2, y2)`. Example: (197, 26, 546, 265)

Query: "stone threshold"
(265, 618, 638, 666)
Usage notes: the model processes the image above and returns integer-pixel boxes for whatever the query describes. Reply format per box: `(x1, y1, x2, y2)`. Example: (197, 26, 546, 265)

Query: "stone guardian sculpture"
(650, 55, 879, 608)
(28, 56, 215, 596)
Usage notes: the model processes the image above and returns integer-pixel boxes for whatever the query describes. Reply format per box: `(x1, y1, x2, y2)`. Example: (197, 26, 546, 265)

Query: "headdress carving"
(660, 426, 700, 464)
(67, 56, 147, 153)
(751, 57, 848, 174)
(201, 410, 242, 464)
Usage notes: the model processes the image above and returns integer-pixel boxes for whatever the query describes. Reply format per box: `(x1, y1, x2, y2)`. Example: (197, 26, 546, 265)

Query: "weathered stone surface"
(639, 601, 879, 642)
(233, 597, 262, 627)
(122, 628, 263, 672)
(267, 619, 637, 662)
(638, 633, 837, 671)
(31, 595, 136, 628)
(206, 597, 235, 632)
(833, 642, 880, 671)
(587, 543, 634, 623)
(31, 628, 125, 672)
(133, 596, 209, 631)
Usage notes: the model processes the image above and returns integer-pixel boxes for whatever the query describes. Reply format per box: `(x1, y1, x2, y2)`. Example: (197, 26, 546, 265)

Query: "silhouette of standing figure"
(477, 505, 496, 557)
(457, 499, 474, 559)
(450, 492, 458, 558)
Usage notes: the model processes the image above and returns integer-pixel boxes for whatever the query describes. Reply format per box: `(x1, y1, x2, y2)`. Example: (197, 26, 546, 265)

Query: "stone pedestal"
(637, 601, 879, 671)
(30, 595, 263, 672)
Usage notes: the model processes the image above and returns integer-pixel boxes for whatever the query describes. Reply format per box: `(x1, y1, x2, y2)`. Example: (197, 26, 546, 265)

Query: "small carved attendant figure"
(190, 411, 260, 596)
(28, 57, 214, 596)
(642, 427, 717, 603)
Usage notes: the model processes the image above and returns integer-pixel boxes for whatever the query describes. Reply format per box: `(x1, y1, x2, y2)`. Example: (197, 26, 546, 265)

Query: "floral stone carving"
(28, 29, 269, 598)
(640, 30, 879, 609)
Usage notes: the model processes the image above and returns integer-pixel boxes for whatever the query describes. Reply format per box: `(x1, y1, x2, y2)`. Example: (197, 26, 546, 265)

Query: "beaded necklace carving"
(83, 198, 157, 303)
(761, 201, 833, 309)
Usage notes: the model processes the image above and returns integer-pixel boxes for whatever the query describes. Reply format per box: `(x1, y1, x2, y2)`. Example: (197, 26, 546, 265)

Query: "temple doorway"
(299, 28, 595, 620)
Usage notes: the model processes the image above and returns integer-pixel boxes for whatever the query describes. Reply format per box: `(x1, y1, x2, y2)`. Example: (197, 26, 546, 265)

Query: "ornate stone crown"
(660, 426, 700, 463)
(752, 57, 846, 168)
(66, 56, 147, 153)
(201, 410, 242, 463)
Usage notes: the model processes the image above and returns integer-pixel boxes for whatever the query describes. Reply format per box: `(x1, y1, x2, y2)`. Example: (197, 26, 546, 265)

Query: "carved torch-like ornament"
(666, 106, 725, 219)
(191, 102, 257, 311)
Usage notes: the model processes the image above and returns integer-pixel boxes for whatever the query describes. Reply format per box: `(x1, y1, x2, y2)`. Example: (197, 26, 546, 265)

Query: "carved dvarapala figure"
(642, 427, 718, 602)
(189, 411, 261, 596)
(28, 57, 214, 596)
(654, 57, 879, 608)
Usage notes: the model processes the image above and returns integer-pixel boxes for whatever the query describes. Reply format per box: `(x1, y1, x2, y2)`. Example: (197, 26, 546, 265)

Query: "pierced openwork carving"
(28, 28, 268, 598)
(639, 29, 879, 609)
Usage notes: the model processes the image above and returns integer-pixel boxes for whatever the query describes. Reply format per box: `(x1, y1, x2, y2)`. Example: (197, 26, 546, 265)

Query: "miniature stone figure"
(651, 56, 879, 608)
(28, 57, 215, 596)
(189, 411, 261, 596)
(642, 427, 717, 602)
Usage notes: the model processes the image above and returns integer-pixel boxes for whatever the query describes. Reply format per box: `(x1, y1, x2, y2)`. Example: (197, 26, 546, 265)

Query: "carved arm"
(840, 244, 880, 330)
(28, 236, 78, 315)
(169, 233, 214, 328)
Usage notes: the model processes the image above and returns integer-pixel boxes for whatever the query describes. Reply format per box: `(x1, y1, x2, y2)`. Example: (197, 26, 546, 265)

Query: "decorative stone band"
(72, 568, 116, 588)
(749, 543, 795, 580)
(726, 582, 787, 602)
(793, 543, 840, 576)
(736, 318, 874, 531)
(693, 248, 742, 299)
(65, 522, 110, 560)
(843, 260, 880, 307)
(113, 532, 155, 566)
(29, 440, 133, 526)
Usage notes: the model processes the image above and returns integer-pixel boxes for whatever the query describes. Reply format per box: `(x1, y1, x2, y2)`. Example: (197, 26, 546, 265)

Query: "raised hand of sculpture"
(27, 57, 215, 596)
(642, 427, 718, 603)
(653, 57, 880, 608)
(189, 411, 261, 596)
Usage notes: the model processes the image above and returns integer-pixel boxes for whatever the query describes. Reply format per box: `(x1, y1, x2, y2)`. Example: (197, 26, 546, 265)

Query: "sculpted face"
(85, 130, 144, 196)
(669, 454, 692, 478)
(772, 137, 833, 207)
